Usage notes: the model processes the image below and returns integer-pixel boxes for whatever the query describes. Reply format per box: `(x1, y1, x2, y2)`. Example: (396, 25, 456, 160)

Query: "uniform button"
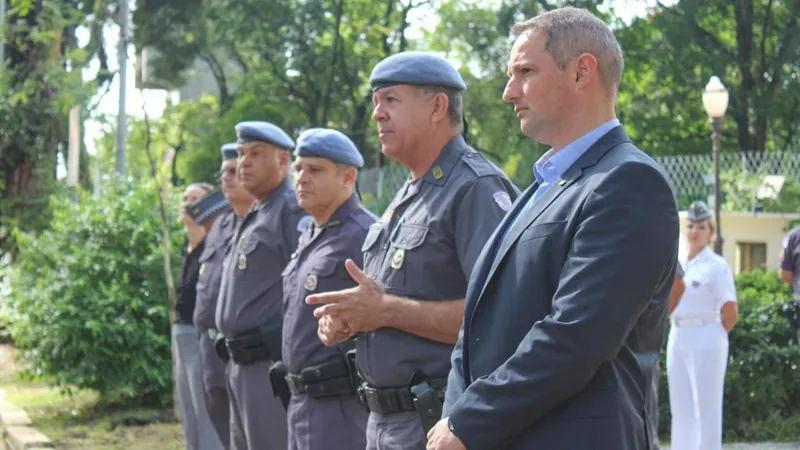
(467, 153, 473, 158)
(401, 238, 407, 244)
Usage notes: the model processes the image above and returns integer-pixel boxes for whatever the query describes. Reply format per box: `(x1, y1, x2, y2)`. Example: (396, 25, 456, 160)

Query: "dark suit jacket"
(442, 126, 679, 450)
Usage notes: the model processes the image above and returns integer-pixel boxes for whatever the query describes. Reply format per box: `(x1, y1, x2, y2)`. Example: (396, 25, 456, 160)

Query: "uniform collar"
(688, 246, 714, 266)
(320, 193, 360, 229)
(253, 177, 292, 211)
(422, 134, 467, 186)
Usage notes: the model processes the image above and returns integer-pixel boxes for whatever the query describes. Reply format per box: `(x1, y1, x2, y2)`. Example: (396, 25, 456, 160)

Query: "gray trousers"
(365, 411, 425, 450)
(199, 333, 231, 449)
(172, 324, 225, 450)
(226, 359, 288, 450)
(287, 394, 368, 450)
(649, 362, 661, 450)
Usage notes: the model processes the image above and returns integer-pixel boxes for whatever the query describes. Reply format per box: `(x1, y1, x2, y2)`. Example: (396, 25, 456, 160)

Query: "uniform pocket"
(361, 223, 383, 252)
(382, 223, 429, 293)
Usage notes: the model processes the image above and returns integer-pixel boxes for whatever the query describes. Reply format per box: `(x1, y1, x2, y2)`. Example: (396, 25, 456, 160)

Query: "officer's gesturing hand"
(316, 314, 352, 347)
(307, 259, 391, 343)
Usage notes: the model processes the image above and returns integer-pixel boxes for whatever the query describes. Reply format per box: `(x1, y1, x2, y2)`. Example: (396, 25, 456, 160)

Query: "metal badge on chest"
(391, 248, 405, 270)
(304, 274, 318, 291)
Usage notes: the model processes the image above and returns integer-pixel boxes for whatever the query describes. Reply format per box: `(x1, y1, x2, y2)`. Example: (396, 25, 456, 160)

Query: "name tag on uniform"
(391, 249, 405, 269)
(199, 263, 206, 275)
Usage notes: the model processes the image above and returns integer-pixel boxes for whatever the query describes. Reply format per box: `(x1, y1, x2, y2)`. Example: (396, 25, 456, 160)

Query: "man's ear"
(430, 92, 450, 125)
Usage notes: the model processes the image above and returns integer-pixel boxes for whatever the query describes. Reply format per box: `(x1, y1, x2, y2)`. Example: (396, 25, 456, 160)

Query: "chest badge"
(305, 274, 318, 291)
(237, 253, 247, 270)
(199, 263, 206, 275)
(391, 248, 405, 270)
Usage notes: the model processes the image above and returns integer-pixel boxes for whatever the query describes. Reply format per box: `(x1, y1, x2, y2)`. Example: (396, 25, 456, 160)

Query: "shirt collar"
(688, 246, 714, 266)
(254, 177, 292, 211)
(421, 134, 467, 186)
(533, 119, 620, 185)
(320, 194, 360, 228)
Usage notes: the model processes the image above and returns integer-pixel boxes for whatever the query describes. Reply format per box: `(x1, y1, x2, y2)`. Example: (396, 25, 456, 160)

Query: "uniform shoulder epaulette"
(460, 147, 503, 178)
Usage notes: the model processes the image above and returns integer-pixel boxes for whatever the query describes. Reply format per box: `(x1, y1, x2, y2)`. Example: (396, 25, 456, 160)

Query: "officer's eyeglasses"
(214, 168, 237, 182)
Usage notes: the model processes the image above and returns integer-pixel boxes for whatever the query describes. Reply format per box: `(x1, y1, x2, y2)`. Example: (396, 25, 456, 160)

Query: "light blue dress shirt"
(500, 119, 621, 245)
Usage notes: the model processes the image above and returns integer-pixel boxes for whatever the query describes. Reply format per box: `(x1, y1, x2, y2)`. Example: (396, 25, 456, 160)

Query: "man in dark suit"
(427, 7, 680, 450)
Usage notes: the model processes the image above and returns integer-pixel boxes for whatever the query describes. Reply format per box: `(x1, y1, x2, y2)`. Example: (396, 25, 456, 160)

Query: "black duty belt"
(225, 322, 282, 366)
(284, 356, 359, 398)
(358, 377, 447, 415)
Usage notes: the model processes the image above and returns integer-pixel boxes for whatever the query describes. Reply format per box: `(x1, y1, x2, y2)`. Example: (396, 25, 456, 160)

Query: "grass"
(0, 344, 185, 450)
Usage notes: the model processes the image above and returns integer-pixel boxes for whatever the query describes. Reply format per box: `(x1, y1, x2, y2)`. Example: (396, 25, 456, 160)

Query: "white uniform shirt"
(672, 247, 737, 320)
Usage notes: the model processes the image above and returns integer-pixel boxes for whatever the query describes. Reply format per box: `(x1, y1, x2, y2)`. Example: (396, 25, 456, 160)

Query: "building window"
(736, 242, 767, 273)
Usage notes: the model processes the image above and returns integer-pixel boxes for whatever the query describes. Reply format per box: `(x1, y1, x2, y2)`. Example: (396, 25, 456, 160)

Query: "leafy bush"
(0, 179, 182, 402)
(657, 270, 800, 441)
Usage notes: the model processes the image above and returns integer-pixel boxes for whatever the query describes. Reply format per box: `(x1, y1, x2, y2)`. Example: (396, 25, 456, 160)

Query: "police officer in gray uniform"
(308, 52, 520, 450)
(194, 143, 255, 448)
(278, 128, 376, 450)
(215, 122, 311, 450)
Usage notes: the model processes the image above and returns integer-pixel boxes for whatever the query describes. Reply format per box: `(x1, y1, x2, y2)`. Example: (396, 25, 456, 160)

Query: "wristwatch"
(447, 416, 457, 435)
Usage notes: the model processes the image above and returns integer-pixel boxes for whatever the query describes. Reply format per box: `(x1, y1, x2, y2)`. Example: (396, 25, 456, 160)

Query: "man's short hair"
(513, 7, 624, 100)
(415, 85, 464, 133)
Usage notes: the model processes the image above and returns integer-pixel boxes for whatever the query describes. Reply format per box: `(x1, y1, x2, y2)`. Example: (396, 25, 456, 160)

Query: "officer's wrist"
(447, 416, 459, 439)
(375, 292, 398, 328)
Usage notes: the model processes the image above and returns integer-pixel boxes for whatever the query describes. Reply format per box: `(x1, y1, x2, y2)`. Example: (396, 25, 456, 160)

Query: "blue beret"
(235, 121, 295, 150)
(687, 201, 712, 222)
(221, 142, 238, 161)
(294, 128, 364, 168)
(369, 51, 467, 92)
(187, 189, 230, 225)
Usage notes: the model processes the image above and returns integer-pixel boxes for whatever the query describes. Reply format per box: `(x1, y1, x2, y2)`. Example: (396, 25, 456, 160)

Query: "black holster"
(409, 371, 446, 435)
(213, 332, 229, 362)
(268, 360, 291, 409)
(225, 320, 282, 366)
(284, 350, 362, 399)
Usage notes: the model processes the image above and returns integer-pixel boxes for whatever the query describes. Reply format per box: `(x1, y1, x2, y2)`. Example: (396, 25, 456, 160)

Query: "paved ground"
(1, 344, 798, 449)
(663, 445, 800, 450)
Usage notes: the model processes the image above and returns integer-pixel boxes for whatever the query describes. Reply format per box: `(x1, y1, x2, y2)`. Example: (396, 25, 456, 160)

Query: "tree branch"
(766, 0, 800, 96)
(655, 0, 737, 60)
(758, 0, 775, 79)
(139, 88, 177, 322)
(321, 0, 346, 126)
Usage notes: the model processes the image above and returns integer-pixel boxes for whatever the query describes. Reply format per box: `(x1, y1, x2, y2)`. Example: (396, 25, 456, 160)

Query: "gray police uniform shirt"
(357, 135, 519, 388)
(194, 209, 236, 332)
(216, 179, 311, 337)
(281, 194, 377, 372)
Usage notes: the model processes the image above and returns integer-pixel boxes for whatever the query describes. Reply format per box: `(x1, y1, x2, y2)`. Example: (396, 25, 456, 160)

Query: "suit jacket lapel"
(471, 125, 632, 313)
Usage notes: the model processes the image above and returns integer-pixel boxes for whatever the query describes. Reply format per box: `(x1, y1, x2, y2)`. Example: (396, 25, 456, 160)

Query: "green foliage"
(719, 168, 800, 214)
(1, 0, 115, 255)
(0, 180, 182, 401)
(361, 193, 392, 217)
(657, 270, 800, 441)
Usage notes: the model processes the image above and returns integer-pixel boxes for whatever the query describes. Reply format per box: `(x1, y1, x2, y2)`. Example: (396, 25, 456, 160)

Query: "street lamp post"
(702, 76, 729, 256)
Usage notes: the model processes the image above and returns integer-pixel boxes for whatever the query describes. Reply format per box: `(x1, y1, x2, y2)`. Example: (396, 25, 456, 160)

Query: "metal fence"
(653, 151, 800, 209)
(360, 151, 800, 210)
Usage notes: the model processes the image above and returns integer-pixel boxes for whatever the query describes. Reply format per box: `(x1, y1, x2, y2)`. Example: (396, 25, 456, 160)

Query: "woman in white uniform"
(667, 201, 739, 450)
